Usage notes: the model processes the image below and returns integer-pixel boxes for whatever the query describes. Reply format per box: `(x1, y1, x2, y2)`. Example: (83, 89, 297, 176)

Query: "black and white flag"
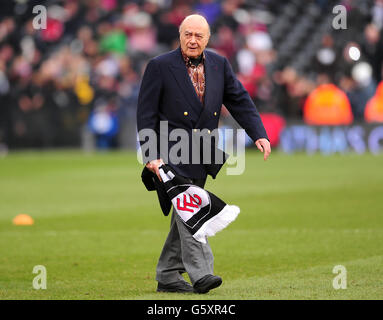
(158, 165, 240, 244)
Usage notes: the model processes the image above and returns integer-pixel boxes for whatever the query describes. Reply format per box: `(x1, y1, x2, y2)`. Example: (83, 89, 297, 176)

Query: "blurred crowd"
(0, 0, 382, 150)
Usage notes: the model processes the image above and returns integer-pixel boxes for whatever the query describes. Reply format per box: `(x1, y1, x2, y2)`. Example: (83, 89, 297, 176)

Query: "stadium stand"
(0, 0, 382, 150)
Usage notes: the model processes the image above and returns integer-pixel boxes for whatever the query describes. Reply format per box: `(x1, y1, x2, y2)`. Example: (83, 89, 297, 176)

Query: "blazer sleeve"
(137, 59, 162, 162)
(223, 57, 269, 142)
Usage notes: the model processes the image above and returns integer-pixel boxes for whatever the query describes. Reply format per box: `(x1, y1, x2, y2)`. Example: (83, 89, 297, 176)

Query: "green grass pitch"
(0, 150, 382, 300)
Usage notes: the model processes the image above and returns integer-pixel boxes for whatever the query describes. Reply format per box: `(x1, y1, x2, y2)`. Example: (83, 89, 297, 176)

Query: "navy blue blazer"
(137, 47, 268, 179)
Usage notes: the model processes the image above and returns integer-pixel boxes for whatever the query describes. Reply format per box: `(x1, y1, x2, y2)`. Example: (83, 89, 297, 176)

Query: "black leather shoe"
(193, 275, 222, 294)
(157, 280, 194, 293)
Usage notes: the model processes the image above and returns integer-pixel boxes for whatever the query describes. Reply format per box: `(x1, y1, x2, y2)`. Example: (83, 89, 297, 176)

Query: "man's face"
(179, 18, 210, 58)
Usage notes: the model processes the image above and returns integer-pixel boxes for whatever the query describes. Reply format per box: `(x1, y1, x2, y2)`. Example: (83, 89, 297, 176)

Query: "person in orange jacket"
(303, 83, 353, 125)
(365, 81, 383, 123)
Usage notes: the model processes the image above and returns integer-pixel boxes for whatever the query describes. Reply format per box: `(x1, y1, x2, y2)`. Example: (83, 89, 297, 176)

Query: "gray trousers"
(156, 178, 214, 285)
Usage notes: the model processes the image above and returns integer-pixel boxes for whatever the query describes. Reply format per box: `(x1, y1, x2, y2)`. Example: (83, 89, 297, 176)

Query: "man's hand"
(146, 159, 164, 181)
(255, 138, 271, 161)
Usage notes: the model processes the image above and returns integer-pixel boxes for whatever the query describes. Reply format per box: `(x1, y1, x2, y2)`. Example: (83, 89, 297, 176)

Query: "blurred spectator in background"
(303, 82, 353, 125)
(210, 25, 237, 61)
(314, 34, 338, 81)
(365, 81, 383, 122)
(212, 0, 239, 33)
(371, 0, 383, 30)
(361, 23, 383, 84)
(340, 61, 377, 120)
(272, 67, 315, 119)
(194, 0, 222, 25)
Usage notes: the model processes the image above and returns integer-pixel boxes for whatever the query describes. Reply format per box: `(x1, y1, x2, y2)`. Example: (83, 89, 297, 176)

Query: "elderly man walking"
(137, 14, 270, 294)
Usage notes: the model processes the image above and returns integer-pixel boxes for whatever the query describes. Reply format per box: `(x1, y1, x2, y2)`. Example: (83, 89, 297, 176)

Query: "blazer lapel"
(169, 49, 203, 116)
(195, 51, 218, 129)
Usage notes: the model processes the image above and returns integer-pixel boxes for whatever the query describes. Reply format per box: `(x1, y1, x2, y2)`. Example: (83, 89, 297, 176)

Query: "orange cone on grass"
(13, 214, 34, 226)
